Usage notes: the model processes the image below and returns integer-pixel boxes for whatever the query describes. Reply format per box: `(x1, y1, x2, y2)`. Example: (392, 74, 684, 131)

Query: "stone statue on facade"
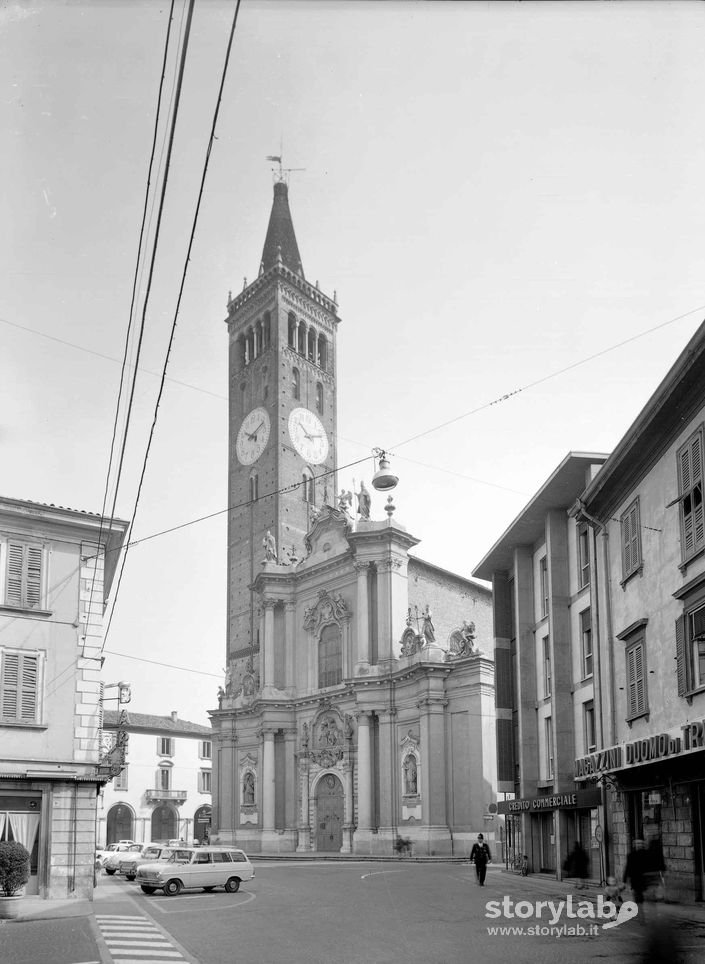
(421, 606, 435, 644)
(263, 530, 277, 562)
(356, 480, 371, 520)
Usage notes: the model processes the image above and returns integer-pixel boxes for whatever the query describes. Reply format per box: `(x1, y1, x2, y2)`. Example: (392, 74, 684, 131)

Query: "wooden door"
(315, 775, 343, 852)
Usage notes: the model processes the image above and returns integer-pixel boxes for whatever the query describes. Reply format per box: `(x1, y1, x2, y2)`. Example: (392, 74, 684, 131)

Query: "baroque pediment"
(303, 504, 352, 563)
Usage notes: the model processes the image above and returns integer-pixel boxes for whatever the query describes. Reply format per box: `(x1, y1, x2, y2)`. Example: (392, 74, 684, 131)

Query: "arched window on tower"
(255, 320, 263, 356)
(292, 367, 300, 400)
(318, 334, 328, 371)
(247, 328, 256, 363)
(307, 328, 316, 362)
(319, 624, 342, 688)
(302, 468, 315, 505)
(263, 311, 272, 349)
(249, 473, 258, 503)
(297, 321, 306, 355)
(316, 382, 324, 415)
(288, 312, 297, 349)
(237, 334, 247, 370)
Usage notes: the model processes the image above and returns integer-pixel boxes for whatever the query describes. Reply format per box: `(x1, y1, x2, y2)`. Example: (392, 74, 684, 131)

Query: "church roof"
(260, 181, 304, 277)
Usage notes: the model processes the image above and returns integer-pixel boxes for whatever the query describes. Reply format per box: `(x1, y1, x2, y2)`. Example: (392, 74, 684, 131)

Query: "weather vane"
(266, 144, 305, 185)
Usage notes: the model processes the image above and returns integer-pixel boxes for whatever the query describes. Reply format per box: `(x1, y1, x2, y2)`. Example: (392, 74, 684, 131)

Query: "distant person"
(470, 833, 491, 886)
(623, 839, 650, 905)
(564, 841, 589, 890)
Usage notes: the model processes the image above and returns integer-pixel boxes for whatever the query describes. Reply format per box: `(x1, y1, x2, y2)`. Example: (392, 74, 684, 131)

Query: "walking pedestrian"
(565, 841, 590, 890)
(623, 839, 650, 907)
(470, 833, 491, 886)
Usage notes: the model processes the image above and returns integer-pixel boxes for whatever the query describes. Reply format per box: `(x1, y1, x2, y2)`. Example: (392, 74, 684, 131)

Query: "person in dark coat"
(566, 841, 590, 890)
(623, 839, 650, 904)
(470, 833, 491, 886)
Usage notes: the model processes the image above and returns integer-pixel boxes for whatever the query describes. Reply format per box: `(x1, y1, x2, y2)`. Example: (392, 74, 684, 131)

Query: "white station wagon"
(135, 846, 255, 896)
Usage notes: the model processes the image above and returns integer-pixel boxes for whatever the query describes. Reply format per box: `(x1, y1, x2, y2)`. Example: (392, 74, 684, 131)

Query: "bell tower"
(224, 178, 340, 689)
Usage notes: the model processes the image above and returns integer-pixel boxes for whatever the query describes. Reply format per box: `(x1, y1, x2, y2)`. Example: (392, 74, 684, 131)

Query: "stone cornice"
(228, 264, 339, 319)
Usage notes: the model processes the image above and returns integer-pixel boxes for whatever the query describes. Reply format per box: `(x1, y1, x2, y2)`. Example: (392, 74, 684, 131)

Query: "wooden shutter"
(5, 543, 43, 609)
(627, 643, 646, 717)
(0, 652, 39, 721)
(622, 503, 640, 577)
(675, 615, 688, 696)
(680, 431, 704, 557)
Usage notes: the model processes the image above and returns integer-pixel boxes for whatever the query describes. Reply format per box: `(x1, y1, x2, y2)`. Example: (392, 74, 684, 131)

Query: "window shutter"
(6, 544, 24, 606)
(622, 514, 632, 575)
(634, 644, 645, 714)
(675, 615, 687, 696)
(0, 652, 38, 721)
(25, 547, 42, 608)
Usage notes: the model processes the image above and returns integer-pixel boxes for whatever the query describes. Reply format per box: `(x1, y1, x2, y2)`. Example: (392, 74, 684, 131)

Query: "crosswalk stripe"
(106, 941, 171, 947)
(109, 953, 183, 959)
(95, 914, 187, 963)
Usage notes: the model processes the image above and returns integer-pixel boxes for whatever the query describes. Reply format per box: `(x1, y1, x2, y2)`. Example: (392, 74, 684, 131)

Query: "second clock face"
(288, 407, 329, 465)
(236, 407, 271, 465)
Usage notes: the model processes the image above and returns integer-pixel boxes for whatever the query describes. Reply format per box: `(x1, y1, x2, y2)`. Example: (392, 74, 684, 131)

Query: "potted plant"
(0, 841, 31, 919)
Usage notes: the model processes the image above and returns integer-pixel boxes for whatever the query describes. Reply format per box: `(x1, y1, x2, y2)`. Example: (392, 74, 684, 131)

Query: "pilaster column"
(262, 599, 276, 688)
(261, 728, 276, 831)
(285, 601, 296, 689)
(356, 711, 372, 831)
(376, 707, 396, 833)
(355, 562, 370, 672)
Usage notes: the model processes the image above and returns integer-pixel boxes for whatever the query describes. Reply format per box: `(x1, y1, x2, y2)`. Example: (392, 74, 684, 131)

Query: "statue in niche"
(302, 722, 310, 750)
(263, 530, 277, 562)
(242, 772, 255, 806)
(403, 755, 418, 795)
(344, 714, 354, 742)
(421, 606, 435, 644)
(356, 480, 371, 520)
(242, 673, 256, 696)
(223, 665, 233, 695)
(318, 715, 342, 747)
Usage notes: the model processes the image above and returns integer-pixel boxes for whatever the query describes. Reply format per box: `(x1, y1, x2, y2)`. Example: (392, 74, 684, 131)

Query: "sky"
(2, 0, 705, 726)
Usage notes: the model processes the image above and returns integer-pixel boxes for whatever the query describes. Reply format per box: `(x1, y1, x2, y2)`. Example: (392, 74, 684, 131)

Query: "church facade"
(208, 179, 496, 856)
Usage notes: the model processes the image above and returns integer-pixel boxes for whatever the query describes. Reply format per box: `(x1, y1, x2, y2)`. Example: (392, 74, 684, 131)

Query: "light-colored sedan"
(135, 846, 255, 896)
(120, 845, 193, 881)
(103, 842, 143, 874)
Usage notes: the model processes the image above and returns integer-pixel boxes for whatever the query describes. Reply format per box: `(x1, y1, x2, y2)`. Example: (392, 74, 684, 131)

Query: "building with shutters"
(0, 496, 127, 899)
(473, 453, 608, 881)
(98, 710, 213, 847)
(208, 177, 496, 856)
(575, 318, 705, 904)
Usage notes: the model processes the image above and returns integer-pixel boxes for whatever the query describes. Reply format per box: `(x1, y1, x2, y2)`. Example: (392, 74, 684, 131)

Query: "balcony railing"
(145, 788, 187, 804)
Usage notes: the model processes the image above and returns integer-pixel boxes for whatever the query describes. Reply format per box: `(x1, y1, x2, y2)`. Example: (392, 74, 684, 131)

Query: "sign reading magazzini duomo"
(208, 174, 496, 856)
(574, 720, 705, 779)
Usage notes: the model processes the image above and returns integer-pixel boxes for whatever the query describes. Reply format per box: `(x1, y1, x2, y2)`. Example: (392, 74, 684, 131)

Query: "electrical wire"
(101, 0, 243, 654)
(82, 0, 178, 655)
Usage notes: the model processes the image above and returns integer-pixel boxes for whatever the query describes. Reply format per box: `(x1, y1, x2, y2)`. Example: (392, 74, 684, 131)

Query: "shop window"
(319, 624, 342, 688)
(675, 576, 705, 697)
(0, 649, 43, 724)
(621, 498, 642, 581)
(677, 425, 704, 563)
(577, 524, 590, 588)
(581, 609, 593, 679)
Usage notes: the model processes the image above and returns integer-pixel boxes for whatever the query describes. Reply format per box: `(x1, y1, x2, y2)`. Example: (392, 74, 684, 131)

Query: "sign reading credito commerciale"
(574, 720, 705, 780)
(496, 789, 601, 814)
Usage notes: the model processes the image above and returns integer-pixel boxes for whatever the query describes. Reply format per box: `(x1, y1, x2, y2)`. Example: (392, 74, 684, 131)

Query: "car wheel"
(140, 885, 157, 895)
(164, 879, 182, 896)
(203, 886, 215, 892)
(126, 875, 136, 881)
(225, 877, 241, 893)
(105, 869, 116, 876)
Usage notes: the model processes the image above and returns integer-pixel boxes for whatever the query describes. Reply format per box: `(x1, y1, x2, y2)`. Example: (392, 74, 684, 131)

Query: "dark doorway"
(151, 804, 176, 842)
(107, 804, 133, 844)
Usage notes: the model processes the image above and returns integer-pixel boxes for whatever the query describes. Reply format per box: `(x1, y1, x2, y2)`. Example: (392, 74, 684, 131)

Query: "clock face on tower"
(288, 407, 329, 465)
(236, 407, 271, 465)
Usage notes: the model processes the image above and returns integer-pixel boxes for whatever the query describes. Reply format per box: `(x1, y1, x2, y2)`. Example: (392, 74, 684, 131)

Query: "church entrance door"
(315, 774, 343, 852)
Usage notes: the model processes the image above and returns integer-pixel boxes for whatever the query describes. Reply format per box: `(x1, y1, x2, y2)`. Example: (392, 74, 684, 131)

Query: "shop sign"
(496, 788, 601, 814)
(574, 719, 705, 780)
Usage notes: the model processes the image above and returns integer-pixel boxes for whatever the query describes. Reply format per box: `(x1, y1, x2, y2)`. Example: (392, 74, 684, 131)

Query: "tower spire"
(261, 155, 305, 278)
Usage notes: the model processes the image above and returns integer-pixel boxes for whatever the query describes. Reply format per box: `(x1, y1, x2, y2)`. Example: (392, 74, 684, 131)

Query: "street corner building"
(0, 497, 127, 899)
(208, 178, 497, 857)
(473, 318, 705, 904)
(98, 710, 213, 848)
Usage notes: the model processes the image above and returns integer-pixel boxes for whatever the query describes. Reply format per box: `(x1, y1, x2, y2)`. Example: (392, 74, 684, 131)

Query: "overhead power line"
(102, 0, 243, 654)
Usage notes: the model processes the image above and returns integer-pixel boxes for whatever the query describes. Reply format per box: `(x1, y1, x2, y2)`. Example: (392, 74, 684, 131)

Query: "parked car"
(103, 843, 145, 875)
(119, 845, 193, 881)
(98, 842, 140, 871)
(135, 846, 255, 896)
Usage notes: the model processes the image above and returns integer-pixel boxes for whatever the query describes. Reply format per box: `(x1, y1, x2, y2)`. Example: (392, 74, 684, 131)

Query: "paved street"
(4, 861, 705, 964)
